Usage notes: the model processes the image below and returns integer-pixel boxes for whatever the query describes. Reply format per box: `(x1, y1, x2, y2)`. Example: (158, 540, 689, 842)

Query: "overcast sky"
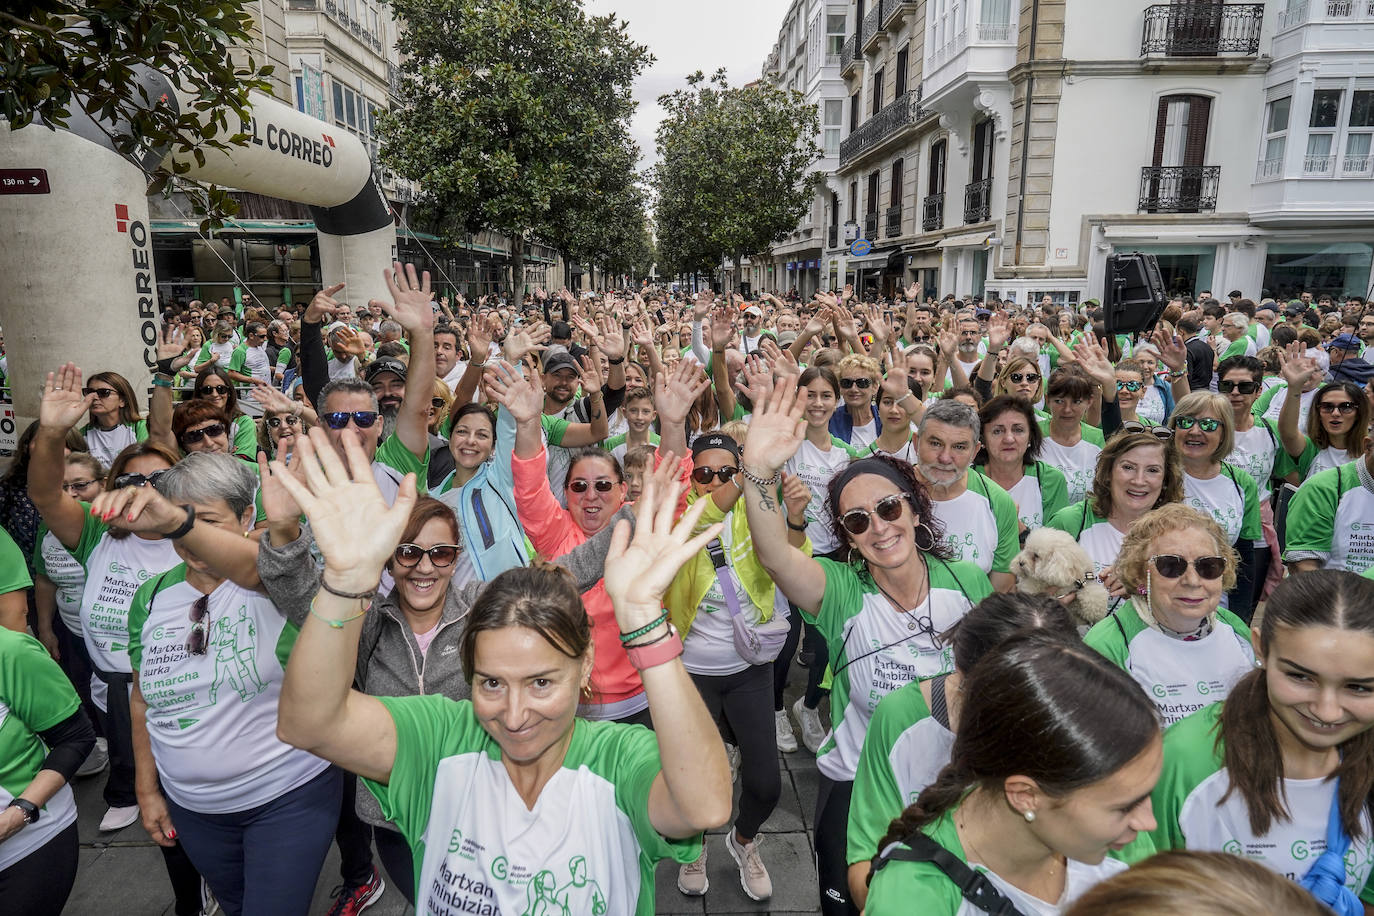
(584, 0, 793, 172)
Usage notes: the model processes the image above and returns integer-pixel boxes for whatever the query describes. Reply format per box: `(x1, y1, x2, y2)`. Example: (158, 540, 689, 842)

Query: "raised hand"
(734, 354, 774, 408)
(904, 281, 920, 301)
(1277, 341, 1321, 389)
(936, 328, 958, 360)
(468, 314, 496, 363)
(842, 283, 854, 304)
(594, 315, 627, 361)
(577, 352, 604, 397)
(757, 337, 800, 381)
(654, 358, 710, 426)
(1149, 325, 1188, 372)
(87, 479, 187, 534)
(803, 307, 831, 339)
(258, 450, 303, 530)
(483, 360, 545, 424)
(692, 291, 715, 322)
(335, 326, 368, 360)
(781, 472, 811, 522)
(1071, 335, 1116, 391)
(986, 313, 1011, 353)
(374, 263, 435, 334)
(39, 364, 97, 432)
(156, 325, 193, 373)
(866, 305, 891, 351)
(303, 282, 346, 325)
(502, 323, 548, 365)
(709, 306, 735, 351)
(742, 380, 806, 476)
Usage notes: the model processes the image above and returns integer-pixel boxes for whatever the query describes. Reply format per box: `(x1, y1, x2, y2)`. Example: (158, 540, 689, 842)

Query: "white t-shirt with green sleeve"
(1084, 602, 1255, 726)
(927, 474, 1019, 575)
(1151, 703, 1374, 904)
(1226, 419, 1280, 502)
(363, 695, 699, 914)
(1182, 465, 1262, 546)
(373, 432, 431, 503)
(1045, 500, 1124, 579)
(127, 565, 328, 813)
(1284, 463, 1374, 572)
(0, 628, 82, 872)
(1036, 420, 1104, 506)
(32, 523, 86, 635)
(807, 557, 990, 782)
(786, 436, 861, 555)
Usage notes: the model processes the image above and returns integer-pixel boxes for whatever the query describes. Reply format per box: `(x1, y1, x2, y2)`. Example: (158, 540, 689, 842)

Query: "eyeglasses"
(1008, 372, 1040, 385)
(1122, 421, 1174, 441)
(322, 411, 380, 430)
(82, 387, 117, 399)
(180, 422, 226, 445)
(1150, 554, 1227, 580)
(393, 543, 461, 568)
(265, 415, 299, 430)
(840, 377, 873, 390)
(839, 493, 910, 536)
(114, 469, 168, 489)
(199, 384, 230, 396)
(568, 478, 616, 494)
(1174, 415, 1221, 433)
(187, 595, 211, 656)
(62, 479, 99, 493)
(691, 466, 738, 485)
(1217, 380, 1259, 395)
(1317, 401, 1358, 415)
(1115, 380, 1143, 393)
(430, 398, 448, 410)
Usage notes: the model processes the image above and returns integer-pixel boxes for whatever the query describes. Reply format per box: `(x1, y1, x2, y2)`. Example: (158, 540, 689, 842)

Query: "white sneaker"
(725, 743, 741, 784)
(99, 804, 140, 832)
(774, 709, 798, 753)
(677, 844, 708, 896)
(77, 737, 109, 777)
(727, 831, 773, 901)
(793, 697, 827, 754)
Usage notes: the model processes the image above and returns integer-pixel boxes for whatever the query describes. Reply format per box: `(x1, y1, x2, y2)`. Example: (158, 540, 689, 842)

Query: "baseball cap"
(363, 357, 408, 382)
(975, 308, 992, 319)
(1325, 333, 1361, 351)
(541, 346, 580, 375)
(743, 305, 762, 318)
(777, 330, 799, 347)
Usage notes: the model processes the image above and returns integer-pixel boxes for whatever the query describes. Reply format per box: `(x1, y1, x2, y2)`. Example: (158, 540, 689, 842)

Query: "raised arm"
(654, 358, 711, 460)
(708, 307, 738, 420)
(300, 282, 345, 407)
(1151, 326, 1192, 406)
(28, 365, 95, 550)
(376, 262, 436, 460)
(1275, 343, 1319, 459)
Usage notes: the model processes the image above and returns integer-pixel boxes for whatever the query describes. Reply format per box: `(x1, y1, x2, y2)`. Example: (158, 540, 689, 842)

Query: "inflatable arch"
(0, 66, 397, 416)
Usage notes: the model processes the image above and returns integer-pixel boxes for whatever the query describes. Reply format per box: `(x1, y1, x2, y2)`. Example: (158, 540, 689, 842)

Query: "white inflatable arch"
(0, 67, 397, 416)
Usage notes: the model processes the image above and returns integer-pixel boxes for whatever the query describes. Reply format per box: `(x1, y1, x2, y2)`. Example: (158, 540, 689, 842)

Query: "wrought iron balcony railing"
(1138, 165, 1221, 213)
(922, 193, 944, 232)
(839, 88, 928, 167)
(828, 226, 839, 249)
(963, 177, 993, 224)
(1140, 3, 1264, 56)
(840, 35, 858, 73)
(885, 205, 903, 237)
(864, 211, 878, 239)
(861, 1, 885, 50)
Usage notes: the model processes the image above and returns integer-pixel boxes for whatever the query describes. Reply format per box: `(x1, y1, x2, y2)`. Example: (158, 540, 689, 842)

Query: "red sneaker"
(325, 866, 385, 916)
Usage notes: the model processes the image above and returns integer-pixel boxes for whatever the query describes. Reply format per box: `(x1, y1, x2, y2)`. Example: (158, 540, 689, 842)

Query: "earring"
(1023, 810, 1036, 823)
(913, 522, 936, 553)
(847, 546, 866, 570)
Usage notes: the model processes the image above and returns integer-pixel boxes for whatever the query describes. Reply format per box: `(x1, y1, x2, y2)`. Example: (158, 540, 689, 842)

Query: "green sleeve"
(603, 433, 627, 453)
(1236, 468, 1262, 541)
(1221, 338, 1247, 360)
(831, 436, 864, 459)
(987, 483, 1020, 574)
(1081, 422, 1105, 447)
(1292, 437, 1319, 477)
(812, 558, 867, 640)
(541, 413, 570, 448)
(276, 346, 293, 368)
(0, 629, 81, 733)
(598, 721, 702, 867)
(1044, 500, 1089, 538)
(1282, 468, 1342, 563)
(126, 575, 158, 672)
(1037, 463, 1069, 521)
(231, 414, 257, 457)
(0, 528, 32, 595)
(1083, 613, 1132, 669)
(227, 345, 248, 373)
(196, 342, 213, 365)
(375, 432, 430, 493)
(1216, 607, 1253, 646)
(864, 855, 961, 915)
(134, 418, 148, 443)
(848, 684, 930, 866)
(71, 503, 109, 565)
(1252, 382, 1282, 418)
(1149, 704, 1226, 853)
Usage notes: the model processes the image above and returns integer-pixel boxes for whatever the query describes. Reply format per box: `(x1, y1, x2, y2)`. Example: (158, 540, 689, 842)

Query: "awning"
(937, 231, 995, 249)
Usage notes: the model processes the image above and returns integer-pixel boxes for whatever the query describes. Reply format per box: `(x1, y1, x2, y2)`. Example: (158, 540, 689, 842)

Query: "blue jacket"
(829, 402, 883, 445)
(1151, 376, 1176, 422)
(434, 402, 531, 581)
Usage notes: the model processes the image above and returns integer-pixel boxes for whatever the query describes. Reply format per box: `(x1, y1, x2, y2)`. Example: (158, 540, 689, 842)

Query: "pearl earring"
(1024, 810, 1036, 823)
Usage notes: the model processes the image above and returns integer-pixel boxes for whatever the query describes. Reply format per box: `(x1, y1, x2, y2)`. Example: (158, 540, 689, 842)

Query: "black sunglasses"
(568, 478, 616, 494)
(691, 466, 738, 485)
(114, 469, 169, 489)
(1008, 372, 1040, 384)
(199, 384, 231, 396)
(1317, 401, 1357, 415)
(393, 543, 461, 568)
(430, 398, 447, 410)
(265, 415, 299, 430)
(187, 594, 211, 656)
(180, 422, 226, 445)
(322, 411, 380, 430)
(1150, 554, 1226, 580)
(82, 386, 118, 399)
(1217, 380, 1259, 395)
(840, 377, 873, 390)
(839, 493, 910, 536)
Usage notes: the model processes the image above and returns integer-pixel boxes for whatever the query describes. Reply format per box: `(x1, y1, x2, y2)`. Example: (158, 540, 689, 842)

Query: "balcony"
(963, 178, 993, 223)
(1256, 156, 1284, 180)
(1304, 154, 1336, 175)
(922, 193, 945, 231)
(885, 205, 903, 237)
(883, 0, 919, 29)
(828, 226, 839, 249)
(1343, 153, 1374, 176)
(864, 211, 878, 239)
(1138, 166, 1221, 213)
(1278, 0, 1374, 28)
(861, 1, 885, 52)
(387, 62, 403, 99)
(838, 88, 930, 167)
(1140, 4, 1264, 56)
(840, 35, 858, 75)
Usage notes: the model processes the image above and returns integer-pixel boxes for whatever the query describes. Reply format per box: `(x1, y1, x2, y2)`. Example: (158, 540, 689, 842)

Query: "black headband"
(691, 433, 740, 462)
(830, 457, 913, 506)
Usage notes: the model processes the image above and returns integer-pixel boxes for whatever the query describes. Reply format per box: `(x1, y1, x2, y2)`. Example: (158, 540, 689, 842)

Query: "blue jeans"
(165, 766, 341, 916)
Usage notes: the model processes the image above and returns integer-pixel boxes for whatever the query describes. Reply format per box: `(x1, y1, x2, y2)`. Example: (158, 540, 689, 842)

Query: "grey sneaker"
(793, 697, 827, 754)
(677, 844, 708, 896)
(774, 709, 797, 753)
(727, 831, 772, 901)
(77, 737, 109, 777)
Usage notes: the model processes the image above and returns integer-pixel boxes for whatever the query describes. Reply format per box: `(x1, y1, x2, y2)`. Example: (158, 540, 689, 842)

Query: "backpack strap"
(929, 675, 951, 729)
(872, 831, 1028, 916)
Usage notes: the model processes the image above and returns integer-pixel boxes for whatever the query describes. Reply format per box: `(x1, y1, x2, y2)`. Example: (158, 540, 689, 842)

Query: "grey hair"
(379, 319, 403, 338)
(318, 376, 380, 412)
(919, 399, 982, 442)
(1224, 312, 1249, 329)
(1133, 342, 1161, 360)
(154, 452, 258, 519)
(1009, 336, 1040, 358)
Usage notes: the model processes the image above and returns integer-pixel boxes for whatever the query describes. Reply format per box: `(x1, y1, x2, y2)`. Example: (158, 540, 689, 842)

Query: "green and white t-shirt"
(786, 437, 861, 554)
(1152, 703, 1374, 903)
(0, 528, 31, 598)
(1255, 382, 1316, 431)
(71, 507, 181, 673)
(364, 695, 699, 914)
(32, 524, 86, 635)
(1226, 419, 1281, 502)
(0, 628, 82, 871)
(847, 678, 953, 867)
(1045, 500, 1124, 579)
(127, 566, 327, 813)
(1084, 603, 1255, 726)
(1291, 440, 1359, 481)
(807, 558, 990, 782)
(227, 343, 271, 385)
(865, 807, 1133, 915)
(1284, 463, 1374, 572)
(927, 474, 1019, 575)
(603, 431, 659, 467)
(83, 419, 149, 469)
(1182, 465, 1261, 547)
(975, 461, 1069, 533)
(373, 433, 431, 505)
(1037, 420, 1105, 506)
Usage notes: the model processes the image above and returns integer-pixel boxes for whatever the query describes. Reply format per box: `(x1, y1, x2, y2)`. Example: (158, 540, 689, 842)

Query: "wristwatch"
(7, 798, 39, 824)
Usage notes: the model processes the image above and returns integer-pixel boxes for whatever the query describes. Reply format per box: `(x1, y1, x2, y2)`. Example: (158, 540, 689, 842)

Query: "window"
(295, 76, 306, 113)
(332, 81, 345, 124)
(1152, 94, 1211, 168)
(972, 119, 994, 182)
(827, 14, 846, 56)
(824, 99, 843, 157)
(871, 68, 885, 116)
(1307, 89, 1342, 173)
(929, 138, 947, 195)
(332, 79, 382, 162)
(895, 46, 909, 97)
(850, 90, 860, 132)
(891, 158, 904, 207)
(848, 180, 858, 221)
(1344, 90, 1374, 174)
(867, 170, 880, 214)
(1259, 96, 1289, 177)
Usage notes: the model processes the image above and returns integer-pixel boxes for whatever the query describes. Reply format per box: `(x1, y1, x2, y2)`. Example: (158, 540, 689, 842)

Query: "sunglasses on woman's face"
(1317, 401, 1357, 415)
(1115, 380, 1143, 392)
(430, 398, 447, 410)
(181, 422, 226, 445)
(82, 386, 118, 400)
(187, 595, 211, 656)
(568, 478, 615, 494)
(840, 377, 873, 390)
(265, 415, 299, 430)
(114, 469, 168, 489)
(393, 543, 461, 568)
(1174, 415, 1221, 433)
(322, 411, 380, 430)
(199, 384, 230, 397)
(691, 466, 738, 485)
(62, 479, 99, 493)
(839, 493, 910, 536)
(1150, 554, 1226, 580)
(1217, 380, 1259, 395)
(1008, 372, 1040, 385)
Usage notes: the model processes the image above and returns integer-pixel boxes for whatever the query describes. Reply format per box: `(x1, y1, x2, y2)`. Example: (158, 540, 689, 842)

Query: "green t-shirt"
(228, 413, 257, 458)
(0, 528, 32, 597)
(1283, 462, 1374, 572)
(364, 695, 698, 913)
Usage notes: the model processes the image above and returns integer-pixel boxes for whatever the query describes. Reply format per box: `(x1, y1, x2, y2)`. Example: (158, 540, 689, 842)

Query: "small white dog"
(1012, 528, 1110, 628)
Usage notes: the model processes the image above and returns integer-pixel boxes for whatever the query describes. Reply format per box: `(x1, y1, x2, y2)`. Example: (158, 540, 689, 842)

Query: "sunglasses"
(82, 386, 118, 399)
(840, 377, 873, 390)
(839, 493, 910, 536)
(1317, 401, 1358, 415)
(62, 479, 99, 493)
(430, 398, 448, 410)
(1121, 421, 1174, 441)
(265, 415, 300, 430)
(1115, 380, 1143, 392)
(187, 594, 211, 656)
(1008, 372, 1040, 384)
(1150, 554, 1226, 580)
(691, 466, 738, 485)
(1217, 380, 1259, 395)
(199, 384, 231, 397)
(322, 411, 380, 429)
(114, 469, 168, 489)
(569, 478, 616, 494)
(180, 422, 226, 445)
(1174, 415, 1221, 433)
(393, 543, 461, 568)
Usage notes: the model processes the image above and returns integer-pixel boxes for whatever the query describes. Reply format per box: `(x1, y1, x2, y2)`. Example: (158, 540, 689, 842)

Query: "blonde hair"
(430, 378, 454, 434)
(1169, 391, 1235, 463)
(718, 418, 749, 444)
(837, 352, 882, 383)
(1115, 503, 1238, 594)
(1064, 851, 1329, 916)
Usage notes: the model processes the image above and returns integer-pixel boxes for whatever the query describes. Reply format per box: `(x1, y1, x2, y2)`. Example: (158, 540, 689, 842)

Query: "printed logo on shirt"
(143, 604, 266, 726)
(1292, 839, 1313, 861)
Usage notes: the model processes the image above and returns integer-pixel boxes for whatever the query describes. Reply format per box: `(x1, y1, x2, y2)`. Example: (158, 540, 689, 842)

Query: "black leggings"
(690, 664, 782, 839)
(93, 667, 136, 807)
(0, 821, 78, 916)
(334, 771, 376, 889)
(773, 607, 804, 712)
(375, 825, 416, 906)
(815, 775, 859, 916)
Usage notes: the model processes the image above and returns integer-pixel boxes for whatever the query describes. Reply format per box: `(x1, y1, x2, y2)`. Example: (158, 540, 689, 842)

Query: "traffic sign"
(849, 238, 873, 257)
(0, 169, 50, 194)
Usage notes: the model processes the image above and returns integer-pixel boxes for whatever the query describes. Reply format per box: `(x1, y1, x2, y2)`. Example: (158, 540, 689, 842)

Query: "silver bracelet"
(740, 466, 781, 488)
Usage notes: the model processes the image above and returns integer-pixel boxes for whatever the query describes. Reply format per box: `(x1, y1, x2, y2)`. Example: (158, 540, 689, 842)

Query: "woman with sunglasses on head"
(191, 366, 256, 458)
(974, 395, 1069, 537)
(741, 384, 992, 916)
(864, 632, 1161, 916)
(79, 371, 149, 468)
(251, 382, 313, 463)
(1150, 570, 1374, 914)
(1084, 503, 1254, 727)
(1276, 345, 1370, 481)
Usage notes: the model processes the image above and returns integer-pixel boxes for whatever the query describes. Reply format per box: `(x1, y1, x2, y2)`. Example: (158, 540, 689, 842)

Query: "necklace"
(875, 559, 931, 632)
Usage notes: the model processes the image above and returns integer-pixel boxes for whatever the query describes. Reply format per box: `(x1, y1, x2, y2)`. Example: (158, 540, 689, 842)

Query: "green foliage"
(381, 0, 651, 288)
(1, 0, 275, 230)
(652, 69, 821, 279)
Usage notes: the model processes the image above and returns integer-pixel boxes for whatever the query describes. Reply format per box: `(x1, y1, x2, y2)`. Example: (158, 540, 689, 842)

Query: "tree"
(1, 0, 275, 227)
(652, 70, 821, 284)
(382, 0, 651, 292)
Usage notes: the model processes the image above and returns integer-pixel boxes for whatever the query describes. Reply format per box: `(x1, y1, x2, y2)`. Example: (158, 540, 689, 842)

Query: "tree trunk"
(510, 235, 526, 295)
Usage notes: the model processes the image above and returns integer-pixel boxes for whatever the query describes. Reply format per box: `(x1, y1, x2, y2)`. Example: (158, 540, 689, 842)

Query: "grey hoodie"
(257, 508, 630, 828)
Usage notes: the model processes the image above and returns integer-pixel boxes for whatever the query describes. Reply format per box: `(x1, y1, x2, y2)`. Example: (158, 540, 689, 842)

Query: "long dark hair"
(1219, 570, 1374, 838)
(825, 454, 955, 561)
(976, 395, 1044, 466)
(193, 365, 244, 420)
(873, 632, 1158, 860)
(1308, 382, 1369, 459)
(942, 593, 1078, 673)
(459, 563, 592, 680)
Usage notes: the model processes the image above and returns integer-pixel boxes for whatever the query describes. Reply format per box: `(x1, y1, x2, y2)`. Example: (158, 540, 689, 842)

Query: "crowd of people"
(0, 268, 1372, 916)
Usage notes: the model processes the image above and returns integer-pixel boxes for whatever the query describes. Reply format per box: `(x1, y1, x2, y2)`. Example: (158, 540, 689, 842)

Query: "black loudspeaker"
(1104, 252, 1168, 336)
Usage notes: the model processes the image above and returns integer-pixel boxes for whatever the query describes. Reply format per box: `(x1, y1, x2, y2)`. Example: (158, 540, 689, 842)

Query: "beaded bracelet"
(619, 611, 668, 645)
(308, 597, 369, 629)
(624, 623, 675, 650)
